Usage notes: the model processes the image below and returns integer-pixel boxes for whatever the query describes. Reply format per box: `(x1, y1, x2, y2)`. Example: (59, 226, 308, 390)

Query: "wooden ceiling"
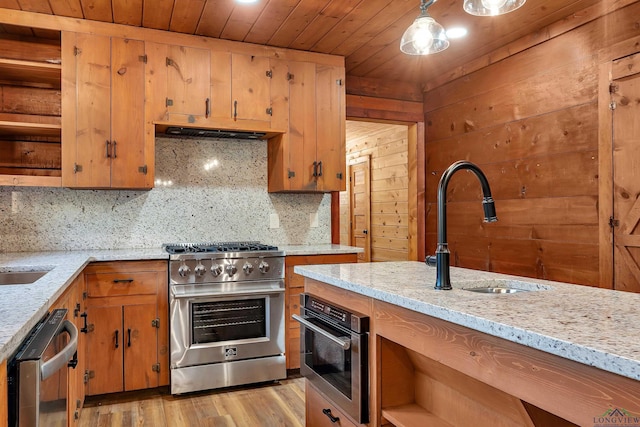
(0, 0, 601, 88)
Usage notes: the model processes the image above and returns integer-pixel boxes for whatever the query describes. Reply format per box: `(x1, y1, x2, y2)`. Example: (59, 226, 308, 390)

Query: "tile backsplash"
(0, 137, 331, 252)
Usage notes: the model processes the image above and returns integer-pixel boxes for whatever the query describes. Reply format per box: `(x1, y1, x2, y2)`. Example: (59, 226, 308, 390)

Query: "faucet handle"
(425, 255, 437, 267)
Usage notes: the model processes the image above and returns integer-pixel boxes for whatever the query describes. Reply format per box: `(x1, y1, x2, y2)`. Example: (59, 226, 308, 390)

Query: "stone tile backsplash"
(0, 137, 331, 252)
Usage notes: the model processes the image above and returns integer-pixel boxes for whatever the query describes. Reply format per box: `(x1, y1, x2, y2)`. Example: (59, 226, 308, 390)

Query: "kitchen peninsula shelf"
(382, 404, 453, 427)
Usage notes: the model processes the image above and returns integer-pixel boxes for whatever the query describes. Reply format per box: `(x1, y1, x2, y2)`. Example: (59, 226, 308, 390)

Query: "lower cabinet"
(306, 381, 360, 427)
(83, 260, 168, 396)
(285, 253, 358, 370)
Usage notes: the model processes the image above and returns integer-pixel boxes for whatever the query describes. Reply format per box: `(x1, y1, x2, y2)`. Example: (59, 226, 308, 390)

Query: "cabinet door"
(316, 65, 346, 192)
(165, 45, 210, 119)
(66, 33, 112, 188)
(110, 38, 147, 189)
(123, 303, 158, 391)
(290, 61, 318, 191)
(85, 305, 123, 395)
(231, 53, 271, 122)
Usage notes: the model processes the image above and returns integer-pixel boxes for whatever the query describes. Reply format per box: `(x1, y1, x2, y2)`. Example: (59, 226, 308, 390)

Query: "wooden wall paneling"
(345, 75, 423, 103)
(346, 94, 423, 123)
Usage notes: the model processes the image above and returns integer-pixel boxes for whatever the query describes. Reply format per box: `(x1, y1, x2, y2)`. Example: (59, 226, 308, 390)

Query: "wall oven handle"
(40, 319, 78, 380)
(292, 314, 351, 350)
(171, 287, 285, 299)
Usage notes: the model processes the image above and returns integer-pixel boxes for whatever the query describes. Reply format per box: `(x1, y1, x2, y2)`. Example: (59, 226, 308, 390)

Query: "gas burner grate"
(163, 241, 278, 254)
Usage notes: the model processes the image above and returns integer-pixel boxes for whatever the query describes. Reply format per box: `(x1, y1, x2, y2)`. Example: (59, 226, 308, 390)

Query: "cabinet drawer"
(306, 382, 359, 427)
(86, 271, 158, 297)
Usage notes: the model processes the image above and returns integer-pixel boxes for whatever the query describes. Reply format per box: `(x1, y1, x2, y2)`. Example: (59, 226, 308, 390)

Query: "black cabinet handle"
(113, 278, 134, 284)
(312, 161, 318, 177)
(233, 100, 238, 120)
(127, 328, 132, 347)
(317, 161, 323, 177)
(205, 98, 211, 118)
(322, 408, 340, 423)
(105, 140, 111, 158)
(112, 140, 117, 158)
(115, 330, 119, 349)
(80, 312, 88, 333)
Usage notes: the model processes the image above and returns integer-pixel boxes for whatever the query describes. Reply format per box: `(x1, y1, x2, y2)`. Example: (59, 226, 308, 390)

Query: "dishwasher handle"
(292, 314, 351, 350)
(41, 319, 78, 380)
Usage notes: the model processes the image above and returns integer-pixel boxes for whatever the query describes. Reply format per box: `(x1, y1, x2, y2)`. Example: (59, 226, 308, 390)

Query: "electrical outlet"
(269, 213, 280, 229)
(310, 212, 319, 228)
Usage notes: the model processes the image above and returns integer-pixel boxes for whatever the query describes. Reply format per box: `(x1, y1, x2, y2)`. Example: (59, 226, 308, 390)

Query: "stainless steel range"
(165, 242, 286, 394)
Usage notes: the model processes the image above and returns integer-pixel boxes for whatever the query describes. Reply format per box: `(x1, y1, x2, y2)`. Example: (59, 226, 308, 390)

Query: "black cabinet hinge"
(266, 70, 273, 78)
(287, 73, 294, 81)
(336, 79, 343, 86)
(73, 163, 82, 173)
(288, 170, 295, 179)
(609, 216, 620, 228)
(139, 165, 148, 175)
(266, 107, 273, 116)
(151, 318, 160, 328)
(336, 172, 343, 180)
(166, 57, 174, 67)
(74, 46, 82, 56)
(138, 55, 147, 63)
(609, 82, 619, 94)
(152, 363, 161, 373)
(166, 98, 173, 107)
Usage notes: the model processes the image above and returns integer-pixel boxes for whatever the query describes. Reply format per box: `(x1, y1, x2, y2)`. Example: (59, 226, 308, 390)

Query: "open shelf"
(0, 113, 61, 138)
(0, 174, 61, 187)
(0, 58, 61, 89)
(382, 404, 454, 427)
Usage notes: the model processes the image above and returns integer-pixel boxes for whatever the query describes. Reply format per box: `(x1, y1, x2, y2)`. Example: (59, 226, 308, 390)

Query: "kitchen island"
(295, 261, 640, 427)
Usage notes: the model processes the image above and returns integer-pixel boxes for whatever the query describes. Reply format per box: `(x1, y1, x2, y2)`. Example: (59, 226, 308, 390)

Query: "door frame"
(349, 155, 371, 262)
(597, 34, 640, 288)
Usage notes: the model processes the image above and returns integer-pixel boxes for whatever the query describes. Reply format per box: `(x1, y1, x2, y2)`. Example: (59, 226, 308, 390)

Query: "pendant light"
(463, 0, 525, 16)
(400, 0, 449, 55)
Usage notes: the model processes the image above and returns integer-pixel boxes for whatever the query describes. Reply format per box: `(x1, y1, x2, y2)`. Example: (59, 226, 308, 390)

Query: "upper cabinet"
(165, 44, 211, 120)
(62, 32, 152, 189)
(0, 32, 62, 187)
(268, 61, 346, 192)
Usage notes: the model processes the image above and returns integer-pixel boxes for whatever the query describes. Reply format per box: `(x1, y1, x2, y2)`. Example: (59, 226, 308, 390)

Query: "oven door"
(170, 280, 285, 368)
(294, 310, 369, 424)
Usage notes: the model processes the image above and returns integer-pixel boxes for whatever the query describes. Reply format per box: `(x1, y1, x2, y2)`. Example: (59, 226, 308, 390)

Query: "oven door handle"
(292, 314, 351, 350)
(40, 319, 78, 380)
(171, 288, 285, 299)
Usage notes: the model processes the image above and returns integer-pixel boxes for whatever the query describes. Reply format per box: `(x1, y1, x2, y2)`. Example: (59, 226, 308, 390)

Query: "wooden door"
(71, 33, 111, 188)
(316, 64, 346, 192)
(612, 58, 640, 293)
(289, 61, 317, 191)
(123, 303, 158, 391)
(350, 157, 371, 262)
(110, 37, 147, 189)
(165, 45, 210, 118)
(231, 53, 271, 122)
(85, 305, 123, 395)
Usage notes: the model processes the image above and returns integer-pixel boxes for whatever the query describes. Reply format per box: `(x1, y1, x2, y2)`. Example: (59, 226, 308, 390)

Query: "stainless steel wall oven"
(294, 293, 369, 424)
(166, 242, 286, 394)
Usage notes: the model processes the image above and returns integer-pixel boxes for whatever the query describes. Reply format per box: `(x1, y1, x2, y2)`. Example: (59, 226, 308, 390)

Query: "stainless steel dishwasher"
(8, 308, 79, 427)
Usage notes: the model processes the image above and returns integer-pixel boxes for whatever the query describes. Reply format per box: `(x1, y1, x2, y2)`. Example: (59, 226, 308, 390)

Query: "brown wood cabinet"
(164, 44, 211, 121)
(306, 381, 361, 427)
(0, 33, 62, 187)
(268, 62, 346, 192)
(83, 260, 168, 396)
(61, 32, 151, 189)
(284, 253, 357, 370)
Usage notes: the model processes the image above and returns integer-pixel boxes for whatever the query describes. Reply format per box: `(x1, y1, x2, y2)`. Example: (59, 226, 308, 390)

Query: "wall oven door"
(294, 294, 369, 424)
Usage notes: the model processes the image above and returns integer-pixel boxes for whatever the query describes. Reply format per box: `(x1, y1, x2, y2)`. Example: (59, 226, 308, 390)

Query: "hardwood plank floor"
(78, 377, 305, 427)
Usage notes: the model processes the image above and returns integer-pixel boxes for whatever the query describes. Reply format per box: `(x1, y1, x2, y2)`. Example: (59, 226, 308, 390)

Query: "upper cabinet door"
(110, 38, 147, 189)
(231, 53, 271, 123)
(165, 45, 211, 120)
(64, 33, 112, 188)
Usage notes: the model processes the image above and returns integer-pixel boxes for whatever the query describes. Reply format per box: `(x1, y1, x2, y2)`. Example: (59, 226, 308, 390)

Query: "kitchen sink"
(464, 287, 528, 294)
(0, 270, 49, 285)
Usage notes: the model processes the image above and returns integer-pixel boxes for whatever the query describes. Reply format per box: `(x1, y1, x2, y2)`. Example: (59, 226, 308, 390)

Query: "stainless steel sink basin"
(0, 270, 49, 285)
(464, 287, 528, 294)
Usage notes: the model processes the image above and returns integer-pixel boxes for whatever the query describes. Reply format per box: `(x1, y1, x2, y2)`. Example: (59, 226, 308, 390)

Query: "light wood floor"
(78, 377, 305, 427)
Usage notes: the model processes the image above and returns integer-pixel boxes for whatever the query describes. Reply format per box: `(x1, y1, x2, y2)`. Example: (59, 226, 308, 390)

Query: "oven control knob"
(210, 264, 223, 277)
(194, 263, 206, 277)
(225, 264, 238, 276)
(242, 262, 254, 275)
(178, 264, 191, 277)
(258, 261, 270, 274)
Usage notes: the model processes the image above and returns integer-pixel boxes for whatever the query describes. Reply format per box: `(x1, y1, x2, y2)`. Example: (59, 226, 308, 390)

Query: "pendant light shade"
(463, 0, 525, 16)
(400, 0, 449, 55)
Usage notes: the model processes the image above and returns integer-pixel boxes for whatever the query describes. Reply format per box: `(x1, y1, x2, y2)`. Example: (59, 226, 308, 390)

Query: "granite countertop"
(294, 261, 640, 382)
(0, 244, 361, 363)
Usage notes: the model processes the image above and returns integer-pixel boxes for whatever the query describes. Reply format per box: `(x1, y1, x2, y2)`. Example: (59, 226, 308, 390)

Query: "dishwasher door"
(9, 308, 78, 427)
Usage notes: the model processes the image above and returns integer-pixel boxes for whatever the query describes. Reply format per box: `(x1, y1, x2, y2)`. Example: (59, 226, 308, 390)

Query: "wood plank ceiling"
(0, 0, 602, 88)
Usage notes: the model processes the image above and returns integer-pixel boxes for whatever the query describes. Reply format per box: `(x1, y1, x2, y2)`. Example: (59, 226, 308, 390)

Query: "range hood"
(165, 126, 267, 140)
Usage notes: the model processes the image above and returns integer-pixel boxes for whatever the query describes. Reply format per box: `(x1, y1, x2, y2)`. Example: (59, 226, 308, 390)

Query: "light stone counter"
(280, 244, 363, 256)
(294, 261, 640, 382)
(0, 249, 167, 363)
